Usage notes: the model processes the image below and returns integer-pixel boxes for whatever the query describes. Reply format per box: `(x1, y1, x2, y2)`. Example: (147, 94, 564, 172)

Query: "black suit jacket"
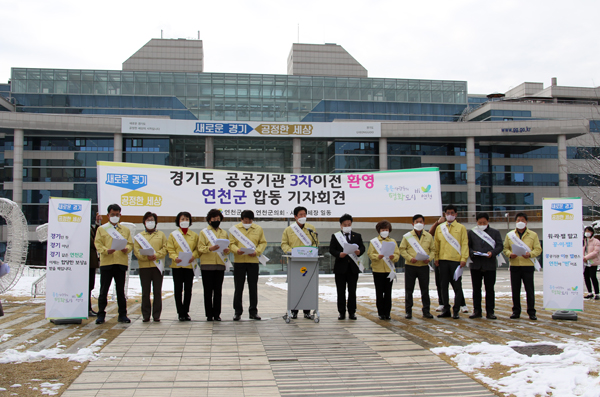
(468, 226, 503, 271)
(329, 232, 366, 274)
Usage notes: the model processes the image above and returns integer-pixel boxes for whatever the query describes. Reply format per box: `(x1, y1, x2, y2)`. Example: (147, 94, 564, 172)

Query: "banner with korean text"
(46, 197, 91, 319)
(542, 197, 583, 312)
(97, 162, 442, 218)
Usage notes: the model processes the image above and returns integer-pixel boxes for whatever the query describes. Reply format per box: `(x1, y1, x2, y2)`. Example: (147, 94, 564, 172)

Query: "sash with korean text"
(290, 223, 313, 246)
(471, 227, 506, 267)
(335, 231, 364, 272)
(508, 231, 541, 270)
(134, 233, 164, 272)
(440, 223, 462, 257)
(229, 226, 269, 266)
(202, 228, 233, 271)
(370, 237, 396, 280)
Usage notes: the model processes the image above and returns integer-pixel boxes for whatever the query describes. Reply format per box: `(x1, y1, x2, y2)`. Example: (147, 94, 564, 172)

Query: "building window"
(132, 139, 143, 147)
(75, 169, 86, 178)
(75, 139, 86, 147)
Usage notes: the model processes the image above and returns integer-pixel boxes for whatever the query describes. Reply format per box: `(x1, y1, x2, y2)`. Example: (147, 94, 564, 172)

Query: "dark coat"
(90, 224, 100, 269)
(468, 226, 503, 271)
(329, 231, 366, 274)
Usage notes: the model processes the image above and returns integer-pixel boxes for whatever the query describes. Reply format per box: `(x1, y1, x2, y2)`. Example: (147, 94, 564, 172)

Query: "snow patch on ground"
(0, 338, 107, 364)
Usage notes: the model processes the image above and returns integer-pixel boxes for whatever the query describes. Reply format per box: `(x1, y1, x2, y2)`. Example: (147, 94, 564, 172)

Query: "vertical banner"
(543, 197, 583, 312)
(45, 197, 91, 319)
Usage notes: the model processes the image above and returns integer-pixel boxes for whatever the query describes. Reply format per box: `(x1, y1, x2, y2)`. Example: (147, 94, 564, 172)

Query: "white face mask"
(446, 214, 456, 222)
(342, 226, 352, 234)
(243, 223, 252, 229)
(476, 225, 487, 230)
(413, 223, 424, 231)
(145, 221, 155, 230)
(516, 222, 527, 230)
(297, 217, 307, 225)
(109, 216, 120, 224)
(585, 232, 593, 238)
(180, 221, 190, 229)
(380, 231, 389, 239)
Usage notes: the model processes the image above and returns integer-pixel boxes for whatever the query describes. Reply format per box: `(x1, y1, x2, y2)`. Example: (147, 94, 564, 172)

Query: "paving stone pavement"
(63, 276, 494, 397)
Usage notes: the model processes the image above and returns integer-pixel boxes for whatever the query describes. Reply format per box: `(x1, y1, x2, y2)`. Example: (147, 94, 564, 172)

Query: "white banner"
(543, 198, 583, 312)
(97, 162, 442, 218)
(121, 118, 381, 138)
(46, 197, 91, 319)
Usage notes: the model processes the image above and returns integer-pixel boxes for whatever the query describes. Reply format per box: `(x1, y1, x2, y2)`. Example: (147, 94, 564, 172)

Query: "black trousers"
(510, 266, 536, 315)
(434, 264, 443, 305)
(89, 266, 97, 311)
(202, 269, 225, 318)
(335, 271, 359, 315)
(140, 267, 163, 320)
(470, 268, 496, 315)
(98, 264, 127, 317)
(233, 263, 259, 316)
(405, 265, 430, 314)
(373, 272, 394, 317)
(172, 267, 194, 316)
(584, 266, 599, 294)
(438, 260, 465, 314)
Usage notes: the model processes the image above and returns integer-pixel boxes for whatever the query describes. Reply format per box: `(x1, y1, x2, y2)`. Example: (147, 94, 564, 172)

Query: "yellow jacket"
(166, 228, 200, 269)
(399, 230, 435, 267)
(434, 221, 469, 262)
(503, 228, 542, 267)
(198, 226, 230, 266)
(367, 236, 400, 273)
(94, 223, 133, 267)
(281, 222, 319, 253)
(133, 230, 168, 269)
(229, 223, 267, 264)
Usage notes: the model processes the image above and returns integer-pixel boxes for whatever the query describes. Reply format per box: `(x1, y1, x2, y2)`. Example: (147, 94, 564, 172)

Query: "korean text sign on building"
(97, 162, 442, 218)
(542, 198, 583, 312)
(46, 197, 91, 319)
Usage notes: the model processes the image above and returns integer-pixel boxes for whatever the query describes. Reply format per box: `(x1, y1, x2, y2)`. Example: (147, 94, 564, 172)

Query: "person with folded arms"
(367, 220, 400, 320)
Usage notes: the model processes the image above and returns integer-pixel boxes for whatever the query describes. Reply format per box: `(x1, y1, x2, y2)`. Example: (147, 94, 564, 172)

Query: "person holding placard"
(399, 214, 435, 319)
(94, 204, 134, 324)
(503, 212, 542, 320)
(198, 208, 231, 322)
(229, 210, 267, 321)
(367, 220, 400, 320)
(134, 212, 168, 322)
(583, 226, 600, 299)
(329, 213, 366, 320)
(166, 211, 199, 322)
(467, 212, 503, 320)
(281, 206, 319, 319)
(434, 204, 469, 320)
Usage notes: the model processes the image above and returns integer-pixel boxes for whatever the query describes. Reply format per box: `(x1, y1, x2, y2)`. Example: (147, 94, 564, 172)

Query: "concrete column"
(558, 134, 568, 197)
(379, 137, 388, 170)
(292, 138, 301, 173)
(466, 137, 476, 221)
(12, 129, 24, 207)
(205, 137, 214, 169)
(113, 132, 123, 162)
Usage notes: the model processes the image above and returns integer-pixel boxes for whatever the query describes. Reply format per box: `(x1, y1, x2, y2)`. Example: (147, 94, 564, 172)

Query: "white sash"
(470, 227, 506, 267)
(229, 225, 269, 266)
(102, 223, 125, 240)
(508, 231, 541, 271)
(403, 231, 430, 261)
(290, 223, 313, 246)
(202, 228, 233, 271)
(134, 233, 164, 272)
(172, 230, 192, 253)
(370, 237, 396, 280)
(335, 231, 364, 272)
(440, 223, 462, 257)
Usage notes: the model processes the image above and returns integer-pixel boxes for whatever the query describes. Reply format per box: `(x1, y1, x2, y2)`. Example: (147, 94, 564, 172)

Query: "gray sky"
(2, 0, 599, 95)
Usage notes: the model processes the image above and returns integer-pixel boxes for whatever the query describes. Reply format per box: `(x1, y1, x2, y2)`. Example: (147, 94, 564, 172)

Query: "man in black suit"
(329, 214, 366, 320)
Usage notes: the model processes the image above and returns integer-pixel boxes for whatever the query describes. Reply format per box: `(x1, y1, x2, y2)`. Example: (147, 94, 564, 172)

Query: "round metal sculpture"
(0, 198, 29, 293)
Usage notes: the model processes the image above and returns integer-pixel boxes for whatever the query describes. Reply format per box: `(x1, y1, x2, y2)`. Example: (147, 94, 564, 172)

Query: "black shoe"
(95, 315, 105, 324)
(206, 317, 213, 321)
(214, 316, 221, 321)
(179, 315, 186, 321)
(304, 313, 312, 319)
(452, 313, 460, 319)
(386, 316, 392, 320)
(423, 312, 434, 319)
(184, 315, 191, 321)
(510, 313, 520, 319)
(437, 311, 452, 318)
(529, 314, 537, 320)
(349, 314, 357, 320)
(249, 314, 261, 320)
(378, 315, 387, 320)
(405, 313, 412, 319)
(142, 318, 150, 323)
(233, 315, 241, 321)
(486, 314, 497, 320)
(154, 319, 160, 322)
(469, 312, 482, 319)
(291, 313, 298, 319)
(88, 310, 98, 317)
(118, 316, 131, 323)
(338, 314, 346, 320)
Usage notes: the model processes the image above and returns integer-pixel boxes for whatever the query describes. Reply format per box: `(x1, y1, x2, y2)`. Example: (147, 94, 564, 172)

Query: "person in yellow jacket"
(281, 206, 319, 319)
(133, 211, 168, 323)
(94, 204, 134, 324)
(503, 212, 542, 320)
(434, 204, 469, 319)
(166, 211, 199, 322)
(198, 208, 230, 322)
(229, 210, 267, 321)
(367, 220, 400, 320)
(399, 214, 436, 319)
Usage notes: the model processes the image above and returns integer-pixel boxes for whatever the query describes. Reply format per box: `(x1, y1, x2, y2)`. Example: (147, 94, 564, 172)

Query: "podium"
(283, 248, 322, 323)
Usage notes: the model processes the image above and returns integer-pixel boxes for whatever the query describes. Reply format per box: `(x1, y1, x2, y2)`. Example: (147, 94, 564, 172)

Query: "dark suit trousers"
(470, 268, 496, 315)
(172, 267, 194, 316)
(510, 266, 536, 316)
(584, 266, 599, 294)
(233, 263, 259, 316)
(438, 260, 464, 314)
(98, 264, 127, 316)
(201, 269, 224, 318)
(373, 272, 394, 317)
(89, 266, 97, 311)
(140, 267, 163, 320)
(405, 265, 430, 314)
(335, 271, 359, 315)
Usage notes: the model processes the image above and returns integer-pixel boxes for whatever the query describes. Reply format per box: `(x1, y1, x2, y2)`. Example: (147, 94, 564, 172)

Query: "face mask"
(109, 216, 120, 224)
(516, 222, 526, 230)
(297, 217, 307, 225)
(342, 226, 352, 234)
(585, 232, 593, 238)
(380, 231, 389, 238)
(413, 223, 424, 231)
(476, 225, 486, 230)
(446, 215, 456, 222)
(243, 223, 252, 229)
(145, 221, 156, 230)
(179, 221, 190, 229)
(210, 221, 221, 229)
